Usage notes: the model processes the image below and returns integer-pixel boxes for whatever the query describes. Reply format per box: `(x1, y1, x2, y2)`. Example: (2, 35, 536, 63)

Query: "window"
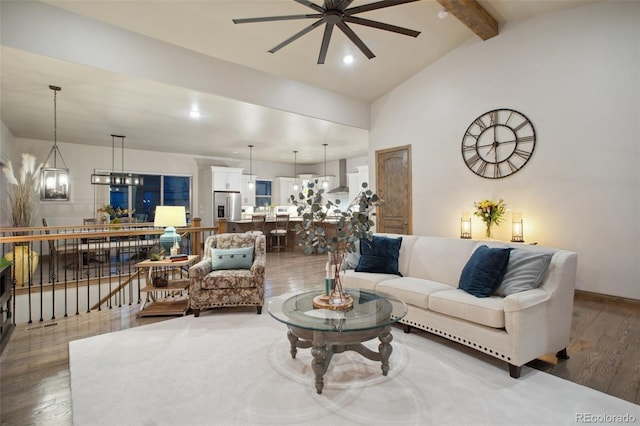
(108, 174, 192, 222)
(133, 175, 160, 223)
(255, 180, 272, 208)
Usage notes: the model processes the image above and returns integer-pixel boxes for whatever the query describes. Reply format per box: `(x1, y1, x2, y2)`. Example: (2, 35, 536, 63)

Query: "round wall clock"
(461, 108, 536, 179)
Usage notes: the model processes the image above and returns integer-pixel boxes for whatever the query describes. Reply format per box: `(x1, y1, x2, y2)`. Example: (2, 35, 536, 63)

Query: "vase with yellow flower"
(474, 198, 506, 239)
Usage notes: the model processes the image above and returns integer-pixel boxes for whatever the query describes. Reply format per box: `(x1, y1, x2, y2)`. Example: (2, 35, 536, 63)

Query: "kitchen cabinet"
(212, 166, 242, 191)
(274, 177, 297, 205)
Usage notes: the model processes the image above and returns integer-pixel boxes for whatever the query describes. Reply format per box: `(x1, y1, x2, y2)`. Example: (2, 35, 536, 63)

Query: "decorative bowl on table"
(152, 273, 168, 287)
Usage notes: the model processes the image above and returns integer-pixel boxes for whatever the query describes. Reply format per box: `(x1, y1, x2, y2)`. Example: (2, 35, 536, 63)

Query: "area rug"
(69, 310, 639, 426)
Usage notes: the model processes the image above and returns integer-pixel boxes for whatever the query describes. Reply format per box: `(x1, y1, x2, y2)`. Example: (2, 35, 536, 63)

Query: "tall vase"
(328, 252, 353, 309)
(313, 251, 353, 311)
(485, 222, 493, 239)
(5, 245, 39, 286)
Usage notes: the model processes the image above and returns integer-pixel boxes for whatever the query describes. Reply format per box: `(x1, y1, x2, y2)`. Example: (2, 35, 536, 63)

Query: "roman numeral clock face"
(461, 109, 536, 179)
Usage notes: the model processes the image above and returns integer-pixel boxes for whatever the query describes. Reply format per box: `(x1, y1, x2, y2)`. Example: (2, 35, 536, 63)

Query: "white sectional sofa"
(341, 234, 578, 378)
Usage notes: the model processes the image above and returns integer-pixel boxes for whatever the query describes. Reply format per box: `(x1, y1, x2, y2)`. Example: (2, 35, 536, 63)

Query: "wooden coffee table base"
(286, 325, 393, 394)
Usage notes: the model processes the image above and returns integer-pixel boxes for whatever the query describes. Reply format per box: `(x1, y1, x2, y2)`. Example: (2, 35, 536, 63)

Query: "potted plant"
(290, 180, 381, 309)
(1, 153, 42, 285)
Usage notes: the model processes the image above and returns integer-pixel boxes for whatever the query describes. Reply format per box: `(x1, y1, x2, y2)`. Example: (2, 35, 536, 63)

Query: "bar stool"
(270, 214, 289, 252)
(251, 214, 266, 234)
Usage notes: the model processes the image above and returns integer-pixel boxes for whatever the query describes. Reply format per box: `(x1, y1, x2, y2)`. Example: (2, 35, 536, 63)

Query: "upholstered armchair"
(188, 232, 266, 316)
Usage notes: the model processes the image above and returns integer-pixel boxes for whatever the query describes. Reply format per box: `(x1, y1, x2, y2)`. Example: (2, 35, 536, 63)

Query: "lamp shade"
(154, 206, 187, 254)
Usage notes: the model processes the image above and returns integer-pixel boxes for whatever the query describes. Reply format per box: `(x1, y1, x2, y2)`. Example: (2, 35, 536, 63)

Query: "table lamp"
(154, 206, 186, 255)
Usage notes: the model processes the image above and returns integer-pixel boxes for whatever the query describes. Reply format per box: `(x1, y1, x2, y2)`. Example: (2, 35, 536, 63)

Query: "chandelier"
(90, 135, 144, 186)
(41, 85, 70, 201)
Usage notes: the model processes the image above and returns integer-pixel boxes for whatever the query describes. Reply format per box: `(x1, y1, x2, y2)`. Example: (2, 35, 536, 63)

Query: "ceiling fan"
(233, 0, 421, 64)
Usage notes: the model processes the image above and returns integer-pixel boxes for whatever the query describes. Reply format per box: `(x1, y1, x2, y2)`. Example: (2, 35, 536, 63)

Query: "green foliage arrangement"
(290, 180, 381, 255)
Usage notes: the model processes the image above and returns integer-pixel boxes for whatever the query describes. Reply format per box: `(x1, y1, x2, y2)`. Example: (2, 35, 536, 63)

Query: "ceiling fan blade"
(324, 0, 338, 9)
(269, 19, 326, 54)
(337, 0, 355, 11)
(345, 0, 420, 16)
(336, 22, 375, 59)
(317, 23, 335, 64)
(343, 16, 420, 37)
(233, 14, 321, 24)
(294, 0, 325, 13)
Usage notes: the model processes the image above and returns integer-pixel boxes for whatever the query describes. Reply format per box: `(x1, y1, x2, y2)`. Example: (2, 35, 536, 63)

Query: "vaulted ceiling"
(0, 1, 595, 164)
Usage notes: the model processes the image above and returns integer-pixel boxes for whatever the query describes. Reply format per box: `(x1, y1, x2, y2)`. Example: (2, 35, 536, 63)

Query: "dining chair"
(82, 218, 108, 267)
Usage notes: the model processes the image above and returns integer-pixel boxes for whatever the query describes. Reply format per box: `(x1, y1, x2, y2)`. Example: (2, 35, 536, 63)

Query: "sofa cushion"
(355, 235, 403, 276)
(376, 277, 453, 309)
(342, 270, 392, 291)
(375, 233, 420, 277)
(405, 237, 477, 286)
(429, 289, 506, 328)
(494, 249, 553, 296)
(211, 246, 253, 270)
(459, 245, 512, 297)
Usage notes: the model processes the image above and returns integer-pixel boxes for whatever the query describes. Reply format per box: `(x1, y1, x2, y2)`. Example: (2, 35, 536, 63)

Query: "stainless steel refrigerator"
(213, 191, 242, 222)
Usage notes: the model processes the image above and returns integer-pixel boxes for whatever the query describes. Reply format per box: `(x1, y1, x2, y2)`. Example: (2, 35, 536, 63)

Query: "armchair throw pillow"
(211, 246, 254, 270)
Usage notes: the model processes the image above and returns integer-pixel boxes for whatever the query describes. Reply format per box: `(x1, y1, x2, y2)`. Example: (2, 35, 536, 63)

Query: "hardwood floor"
(1, 251, 638, 425)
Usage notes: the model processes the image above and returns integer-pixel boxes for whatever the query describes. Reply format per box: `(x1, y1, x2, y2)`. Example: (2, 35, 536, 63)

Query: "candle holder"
(460, 212, 472, 239)
(511, 212, 524, 243)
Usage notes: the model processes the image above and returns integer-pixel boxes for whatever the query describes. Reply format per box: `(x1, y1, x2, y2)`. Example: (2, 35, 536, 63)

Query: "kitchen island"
(225, 216, 339, 252)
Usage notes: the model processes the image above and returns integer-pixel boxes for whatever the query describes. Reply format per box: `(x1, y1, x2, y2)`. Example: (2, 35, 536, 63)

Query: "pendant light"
(292, 150, 299, 191)
(91, 135, 144, 186)
(248, 145, 255, 189)
(41, 85, 70, 201)
(322, 143, 329, 189)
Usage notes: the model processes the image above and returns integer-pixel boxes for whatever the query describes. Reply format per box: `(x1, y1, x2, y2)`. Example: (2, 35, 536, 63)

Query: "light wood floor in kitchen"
(1, 251, 639, 425)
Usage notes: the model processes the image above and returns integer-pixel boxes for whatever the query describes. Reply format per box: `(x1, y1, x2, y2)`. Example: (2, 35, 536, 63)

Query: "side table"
(135, 255, 199, 318)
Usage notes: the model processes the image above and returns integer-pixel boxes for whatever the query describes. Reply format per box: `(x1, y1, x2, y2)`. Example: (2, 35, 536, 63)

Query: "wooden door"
(376, 145, 412, 235)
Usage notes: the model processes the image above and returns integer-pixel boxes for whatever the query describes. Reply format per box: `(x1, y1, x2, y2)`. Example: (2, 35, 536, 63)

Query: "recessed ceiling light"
(343, 55, 354, 65)
(438, 8, 449, 19)
(190, 108, 201, 119)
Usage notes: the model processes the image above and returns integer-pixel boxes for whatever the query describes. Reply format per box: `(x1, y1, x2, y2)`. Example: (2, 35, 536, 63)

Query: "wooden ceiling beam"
(436, 0, 499, 41)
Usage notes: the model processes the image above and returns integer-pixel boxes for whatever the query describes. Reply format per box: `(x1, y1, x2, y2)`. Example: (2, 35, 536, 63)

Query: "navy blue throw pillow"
(355, 236, 403, 276)
(459, 245, 512, 298)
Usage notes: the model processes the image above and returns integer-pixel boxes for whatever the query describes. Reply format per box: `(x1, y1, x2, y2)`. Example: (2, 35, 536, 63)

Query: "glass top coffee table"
(268, 288, 408, 394)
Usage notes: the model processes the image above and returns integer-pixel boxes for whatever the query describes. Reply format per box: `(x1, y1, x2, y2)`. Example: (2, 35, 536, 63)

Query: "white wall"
(12, 137, 199, 227)
(0, 121, 18, 226)
(370, 2, 640, 300)
(4, 132, 370, 227)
